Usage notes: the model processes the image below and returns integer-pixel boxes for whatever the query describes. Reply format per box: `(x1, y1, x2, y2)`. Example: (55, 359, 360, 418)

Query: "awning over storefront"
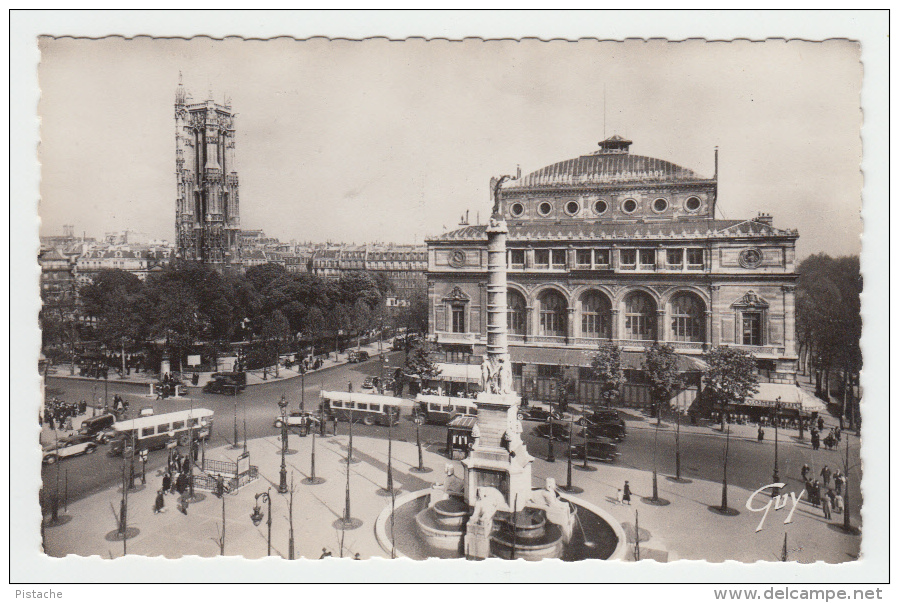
(433, 363, 481, 383)
(744, 383, 827, 413)
(507, 346, 706, 372)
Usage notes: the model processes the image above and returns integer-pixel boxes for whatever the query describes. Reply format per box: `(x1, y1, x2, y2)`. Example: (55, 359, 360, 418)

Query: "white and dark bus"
(320, 391, 410, 426)
(413, 394, 478, 426)
(110, 408, 214, 455)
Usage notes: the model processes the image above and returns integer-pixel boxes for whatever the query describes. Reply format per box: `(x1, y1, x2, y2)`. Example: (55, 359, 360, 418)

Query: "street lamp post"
(278, 396, 288, 494)
(772, 397, 782, 496)
(546, 382, 556, 462)
(250, 488, 272, 556)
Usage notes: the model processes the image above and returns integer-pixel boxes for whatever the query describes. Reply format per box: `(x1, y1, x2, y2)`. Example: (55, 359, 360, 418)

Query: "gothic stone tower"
(175, 78, 241, 269)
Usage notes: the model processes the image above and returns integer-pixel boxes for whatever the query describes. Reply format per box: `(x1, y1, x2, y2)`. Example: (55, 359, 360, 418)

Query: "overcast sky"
(38, 37, 862, 258)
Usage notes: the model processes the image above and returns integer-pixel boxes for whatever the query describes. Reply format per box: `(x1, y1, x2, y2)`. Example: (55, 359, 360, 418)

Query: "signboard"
(237, 451, 250, 476)
(187, 354, 202, 367)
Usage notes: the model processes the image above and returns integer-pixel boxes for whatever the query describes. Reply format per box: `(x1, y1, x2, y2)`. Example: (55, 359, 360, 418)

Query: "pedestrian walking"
(622, 481, 632, 505)
(801, 463, 811, 482)
(822, 491, 832, 519)
(834, 492, 844, 514)
(154, 489, 166, 514)
(757, 426, 765, 442)
(616, 488, 624, 505)
(820, 465, 832, 488)
(48, 414, 55, 431)
(162, 472, 171, 494)
(331, 414, 338, 436)
(179, 493, 189, 515)
(834, 471, 844, 496)
(182, 455, 191, 474)
(817, 416, 824, 432)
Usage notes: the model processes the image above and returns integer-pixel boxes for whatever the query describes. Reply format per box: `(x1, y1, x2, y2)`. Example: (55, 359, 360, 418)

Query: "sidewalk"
(42, 431, 861, 563)
(45, 338, 395, 391)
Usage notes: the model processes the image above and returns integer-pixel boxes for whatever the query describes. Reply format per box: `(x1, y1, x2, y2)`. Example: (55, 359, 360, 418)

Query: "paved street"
(42, 355, 862, 536)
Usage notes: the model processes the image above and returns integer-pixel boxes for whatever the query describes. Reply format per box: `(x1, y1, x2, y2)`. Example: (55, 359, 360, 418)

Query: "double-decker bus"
(413, 394, 479, 426)
(320, 391, 410, 426)
(109, 408, 213, 455)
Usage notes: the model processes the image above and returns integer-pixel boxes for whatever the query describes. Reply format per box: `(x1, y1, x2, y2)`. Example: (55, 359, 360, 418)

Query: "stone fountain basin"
(376, 489, 628, 561)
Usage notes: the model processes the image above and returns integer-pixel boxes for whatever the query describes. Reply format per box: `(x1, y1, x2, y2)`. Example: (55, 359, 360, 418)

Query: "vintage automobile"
(569, 439, 619, 462)
(578, 423, 626, 442)
(347, 350, 370, 363)
(273, 411, 321, 432)
(519, 405, 563, 422)
(77, 413, 117, 444)
(531, 422, 571, 441)
(203, 372, 246, 395)
(361, 376, 378, 392)
(577, 409, 626, 428)
(43, 434, 99, 464)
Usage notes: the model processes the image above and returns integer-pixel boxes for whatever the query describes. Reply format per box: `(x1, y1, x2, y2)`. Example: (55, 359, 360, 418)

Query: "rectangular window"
(512, 363, 523, 376)
(451, 306, 465, 333)
(576, 249, 592, 267)
(551, 249, 567, 269)
(687, 248, 704, 269)
(370, 404, 381, 412)
(173, 420, 185, 430)
(666, 249, 684, 267)
(534, 249, 550, 268)
(639, 249, 656, 269)
(742, 312, 762, 345)
(620, 249, 637, 269)
(594, 249, 610, 266)
(442, 405, 453, 413)
(141, 427, 155, 437)
(332, 400, 343, 408)
(537, 364, 562, 378)
(357, 403, 369, 411)
(510, 249, 525, 269)
(156, 424, 170, 433)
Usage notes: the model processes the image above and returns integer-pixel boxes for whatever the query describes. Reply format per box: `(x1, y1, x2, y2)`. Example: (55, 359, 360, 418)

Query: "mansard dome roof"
(504, 135, 711, 189)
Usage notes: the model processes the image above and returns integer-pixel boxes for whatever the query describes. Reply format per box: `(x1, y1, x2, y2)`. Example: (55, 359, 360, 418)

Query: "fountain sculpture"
(383, 175, 624, 561)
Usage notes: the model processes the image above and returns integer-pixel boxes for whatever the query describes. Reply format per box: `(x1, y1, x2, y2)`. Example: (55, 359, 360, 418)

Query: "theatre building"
(426, 136, 799, 407)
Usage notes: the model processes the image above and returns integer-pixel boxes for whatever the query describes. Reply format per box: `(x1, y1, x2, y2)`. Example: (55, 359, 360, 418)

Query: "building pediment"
(731, 290, 769, 309)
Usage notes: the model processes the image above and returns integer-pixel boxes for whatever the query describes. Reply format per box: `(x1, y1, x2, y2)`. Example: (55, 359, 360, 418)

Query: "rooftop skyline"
(38, 37, 862, 259)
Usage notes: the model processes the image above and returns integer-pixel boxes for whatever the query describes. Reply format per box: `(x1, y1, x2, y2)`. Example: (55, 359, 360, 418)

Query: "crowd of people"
(40, 397, 89, 432)
(154, 448, 200, 515)
(801, 462, 846, 520)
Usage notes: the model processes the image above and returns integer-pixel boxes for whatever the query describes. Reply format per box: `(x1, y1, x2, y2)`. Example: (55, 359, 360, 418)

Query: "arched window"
(507, 289, 527, 335)
(624, 291, 656, 341)
(580, 291, 611, 339)
(538, 290, 567, 337)
(670, 293, 706, 342)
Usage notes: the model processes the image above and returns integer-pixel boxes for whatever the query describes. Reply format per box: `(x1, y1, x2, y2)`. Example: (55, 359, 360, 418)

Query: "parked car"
(77, 413, 117, 444)
(578, 423, 626, 442)
(203, 372, 246, 395)
(531, 422, 571, 441)
(348, 350, 370, 363)
(43, 434, 99, 464)
(569, 440, 619, 462)
(519, 406, 563, 422)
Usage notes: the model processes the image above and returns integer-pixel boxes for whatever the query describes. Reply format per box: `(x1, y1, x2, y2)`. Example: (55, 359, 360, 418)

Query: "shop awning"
(433, 363, 481, 383)
(744, 383, 828, 413)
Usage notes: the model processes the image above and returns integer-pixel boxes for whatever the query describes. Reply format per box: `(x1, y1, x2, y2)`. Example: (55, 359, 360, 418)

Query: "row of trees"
(43, 262, 428, 370)
(795, 254, 862, 427)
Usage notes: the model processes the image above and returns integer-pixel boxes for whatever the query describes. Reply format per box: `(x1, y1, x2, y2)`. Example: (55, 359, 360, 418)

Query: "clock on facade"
(449, 250, 466, 268)
(739, 247, 763, 268)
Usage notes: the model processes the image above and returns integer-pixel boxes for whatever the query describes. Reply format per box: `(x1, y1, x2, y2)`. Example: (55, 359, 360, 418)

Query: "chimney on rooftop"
(755, 212, 773, 226)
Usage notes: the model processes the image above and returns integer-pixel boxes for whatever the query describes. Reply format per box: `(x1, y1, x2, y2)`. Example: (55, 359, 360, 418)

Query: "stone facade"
(174, 78, 241, 269)
(426, 136, 799, 405)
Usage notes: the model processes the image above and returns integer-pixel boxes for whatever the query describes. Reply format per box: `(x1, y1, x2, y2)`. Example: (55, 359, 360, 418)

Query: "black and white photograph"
(10, 10, 889, 590)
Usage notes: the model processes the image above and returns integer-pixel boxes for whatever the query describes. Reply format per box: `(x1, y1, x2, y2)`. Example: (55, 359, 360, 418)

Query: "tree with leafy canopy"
(403, 339, 441, 394)
(702, 346, 759, 512)
(590, 342, 625, 409)
(80, 269, 147, 375)
(643, 343, 685, 494)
